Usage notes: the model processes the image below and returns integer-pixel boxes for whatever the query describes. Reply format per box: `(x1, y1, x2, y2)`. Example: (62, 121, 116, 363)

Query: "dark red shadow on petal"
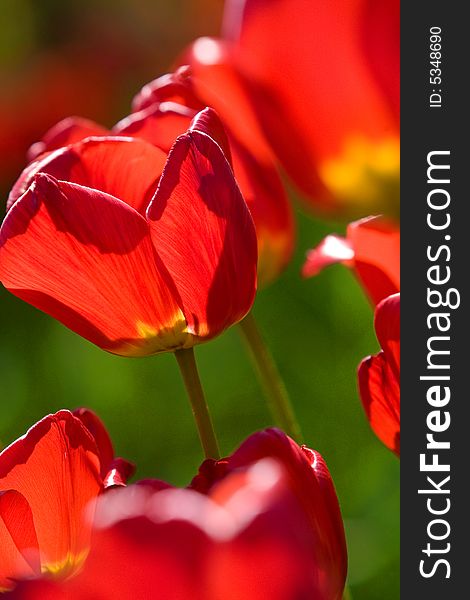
(148, 133, 228, 220)
(189, 108, 233, 166)
(358, 353, 400, 456)
(354, 263, 400, 308)
(3, 174, 148, 255)
(36, 175, 149, 254)
(113, 103, 195, 154)
(72, 409, 115, 476)
(361, 0, 400, 121)
(8, 148, 82, 212)
(0, 490, 41, 575)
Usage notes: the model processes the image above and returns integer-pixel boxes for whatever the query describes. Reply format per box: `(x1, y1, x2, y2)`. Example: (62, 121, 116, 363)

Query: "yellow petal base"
(112, 311, 195, 357)
(319, 135, 400, 218)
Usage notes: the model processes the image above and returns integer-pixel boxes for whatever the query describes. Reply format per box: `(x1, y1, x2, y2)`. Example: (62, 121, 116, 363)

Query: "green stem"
(175, 347, 220, 460)
(239, 312, 302, 442)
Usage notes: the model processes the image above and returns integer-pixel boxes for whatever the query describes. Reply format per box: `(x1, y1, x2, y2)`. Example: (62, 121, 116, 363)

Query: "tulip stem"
(175, 347, 220, 460)
(239, 312, 302, 442)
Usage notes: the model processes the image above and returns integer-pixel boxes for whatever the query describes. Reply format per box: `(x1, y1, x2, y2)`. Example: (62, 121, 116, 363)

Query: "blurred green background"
(0, 1, 399, 598)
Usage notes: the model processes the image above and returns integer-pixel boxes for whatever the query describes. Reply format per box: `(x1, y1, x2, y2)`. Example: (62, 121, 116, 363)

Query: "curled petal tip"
(189, 107, 233, 164)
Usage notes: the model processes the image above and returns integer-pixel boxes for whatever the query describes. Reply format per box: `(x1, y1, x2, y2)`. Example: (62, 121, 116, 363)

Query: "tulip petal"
(358, 353, 400, 455)
(132, 66, 202, 113)
(27, 116, 109, 162)
(225, 0, 395, 143)
(72, 409, 115, 478)
(348, 217, 400, 305)
(113, 102, 196, 154)
(0, 174, 187, 356)
(188, 108, 233, 165)
(227, 429, 347, 570)
(0, 411, 101, 579)
(0, 491, 40, 590)
(223, 0, 399, 213)
(6, 579, 67, 599)
(9, 137, 167, 216)
(374, 293, 400, 377)
(358, 294, 400, 455)
(147, 111, 257, 339)
(361, 0, 400, 118)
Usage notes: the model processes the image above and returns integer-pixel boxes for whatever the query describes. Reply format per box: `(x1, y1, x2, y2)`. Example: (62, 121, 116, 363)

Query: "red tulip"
(0, 109, 257, 356)
(303, 216, 400, 306)
(9, 430, 347, 599)
(27, 65, 294, 286)
(190, 427, 347, 599)
(358, 293, 400, 455)
(195, 0, 399, 217)
(0, 410, 133, 591)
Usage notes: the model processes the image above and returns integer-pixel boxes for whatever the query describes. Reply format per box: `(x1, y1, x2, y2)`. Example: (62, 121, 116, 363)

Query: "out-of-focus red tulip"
(9, 429, 347, 599)
(0, 56, 121, 192)
(0, 109, 257, 356)
(27, 65, 294, 287)
(0, 0, 225, 191)
(358, 293, 400, 456)
(0, 410, 133, 591)
(303, 216, 400, 306)
(196, 0, 399, 217)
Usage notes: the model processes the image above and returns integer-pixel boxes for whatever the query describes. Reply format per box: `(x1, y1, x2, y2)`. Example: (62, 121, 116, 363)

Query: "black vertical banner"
(401, 3, 468, 598)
